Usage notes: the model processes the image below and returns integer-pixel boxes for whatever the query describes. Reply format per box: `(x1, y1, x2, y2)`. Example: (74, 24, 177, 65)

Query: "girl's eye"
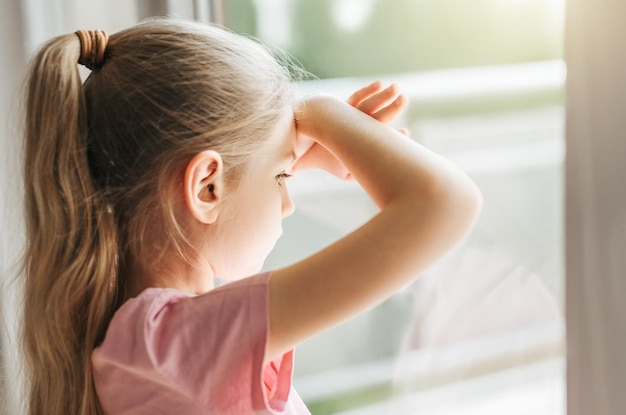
(276, 173, 292, 185)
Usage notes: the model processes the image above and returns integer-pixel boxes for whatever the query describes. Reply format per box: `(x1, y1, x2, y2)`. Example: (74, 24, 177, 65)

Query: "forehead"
(257, 108, 296, 159)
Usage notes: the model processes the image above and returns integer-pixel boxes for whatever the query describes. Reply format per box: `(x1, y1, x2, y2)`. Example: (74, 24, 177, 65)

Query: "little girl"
(21, 18, 481, 415)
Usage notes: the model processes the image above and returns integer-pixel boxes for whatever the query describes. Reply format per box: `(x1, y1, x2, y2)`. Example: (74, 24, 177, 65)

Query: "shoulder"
(115, 287, 193, 324)
(115, 271, 271, 327)
(94, 271, 273, 368)
(92, 272, 289, 414)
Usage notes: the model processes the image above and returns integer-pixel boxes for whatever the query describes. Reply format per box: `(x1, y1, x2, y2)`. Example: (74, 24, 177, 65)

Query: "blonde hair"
(22, 18, 295, 415)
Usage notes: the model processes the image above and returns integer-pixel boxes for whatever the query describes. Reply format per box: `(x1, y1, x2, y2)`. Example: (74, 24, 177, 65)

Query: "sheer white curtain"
(0, 0, 28, 412)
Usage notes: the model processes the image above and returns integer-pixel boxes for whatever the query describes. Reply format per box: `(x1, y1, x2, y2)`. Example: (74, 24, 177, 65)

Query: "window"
(223, 1, 566, 413)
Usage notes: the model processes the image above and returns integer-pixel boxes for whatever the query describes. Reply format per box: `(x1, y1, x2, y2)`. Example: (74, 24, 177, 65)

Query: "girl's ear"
(183, 150, 225, 224)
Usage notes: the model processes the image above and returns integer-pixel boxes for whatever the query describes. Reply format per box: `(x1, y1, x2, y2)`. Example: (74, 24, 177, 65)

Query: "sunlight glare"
(331, 0, 376, 32)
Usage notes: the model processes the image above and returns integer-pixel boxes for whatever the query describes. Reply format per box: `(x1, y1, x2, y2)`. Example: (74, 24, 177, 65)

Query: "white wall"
(565, 0, 626, 413)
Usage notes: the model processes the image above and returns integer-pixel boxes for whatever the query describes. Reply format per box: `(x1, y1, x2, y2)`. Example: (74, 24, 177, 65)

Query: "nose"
(281, 187, 295, 218)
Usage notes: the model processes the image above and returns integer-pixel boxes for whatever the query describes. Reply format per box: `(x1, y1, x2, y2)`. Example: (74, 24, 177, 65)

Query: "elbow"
(465, 182, 483, 233)
(458, 177, 483, 225)
(450, 175, 483, 236)
(426, 172, 483, 237)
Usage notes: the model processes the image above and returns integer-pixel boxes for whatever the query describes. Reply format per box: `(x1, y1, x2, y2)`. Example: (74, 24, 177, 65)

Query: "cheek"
(249, 186, 283, 239)
(220, 184, 283, 277)
(247, 187, 283, 247)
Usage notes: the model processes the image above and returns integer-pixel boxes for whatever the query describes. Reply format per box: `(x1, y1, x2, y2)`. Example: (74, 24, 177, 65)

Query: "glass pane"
(223, 0, 566, 414)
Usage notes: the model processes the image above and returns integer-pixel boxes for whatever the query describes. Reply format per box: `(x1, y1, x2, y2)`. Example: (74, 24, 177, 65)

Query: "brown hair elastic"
(75, 29, 109, 70)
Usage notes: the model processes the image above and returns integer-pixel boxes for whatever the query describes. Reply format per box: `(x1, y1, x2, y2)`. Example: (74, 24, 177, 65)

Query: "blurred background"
(1, 1, 566, 414)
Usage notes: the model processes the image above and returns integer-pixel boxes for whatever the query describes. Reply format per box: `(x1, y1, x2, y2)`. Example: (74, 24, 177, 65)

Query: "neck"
(126, 256, 215, 299)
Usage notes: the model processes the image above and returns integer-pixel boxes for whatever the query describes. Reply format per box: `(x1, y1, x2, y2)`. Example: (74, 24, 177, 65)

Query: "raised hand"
(293, 82, 408, 179)
(348, 81, 408, 135)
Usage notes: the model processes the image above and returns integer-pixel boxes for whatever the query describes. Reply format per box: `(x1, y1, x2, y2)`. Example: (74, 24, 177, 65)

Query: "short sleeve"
(92, 272, 301, 414)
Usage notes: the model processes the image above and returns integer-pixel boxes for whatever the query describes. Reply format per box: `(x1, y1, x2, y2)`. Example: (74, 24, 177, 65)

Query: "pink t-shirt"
(92, 272, 310, 414)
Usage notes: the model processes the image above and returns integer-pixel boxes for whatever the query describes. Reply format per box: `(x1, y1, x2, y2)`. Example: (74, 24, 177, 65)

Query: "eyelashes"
(275, 173, 292, 185)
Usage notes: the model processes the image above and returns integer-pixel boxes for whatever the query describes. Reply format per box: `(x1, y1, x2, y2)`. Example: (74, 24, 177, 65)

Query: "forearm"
(297, 94, 480, 212)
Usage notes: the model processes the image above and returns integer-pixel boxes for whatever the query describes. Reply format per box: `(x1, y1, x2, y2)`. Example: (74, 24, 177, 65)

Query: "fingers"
(348, 82, 407, 126)
(356, 83, 400, 116)
(347, 81, 384, 107)
(369, 94, 406, 124)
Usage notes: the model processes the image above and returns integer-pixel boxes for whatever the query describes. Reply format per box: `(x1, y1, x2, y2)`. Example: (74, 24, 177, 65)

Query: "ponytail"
(22, 34, 118, 415)
(21, 19, 297, 414)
